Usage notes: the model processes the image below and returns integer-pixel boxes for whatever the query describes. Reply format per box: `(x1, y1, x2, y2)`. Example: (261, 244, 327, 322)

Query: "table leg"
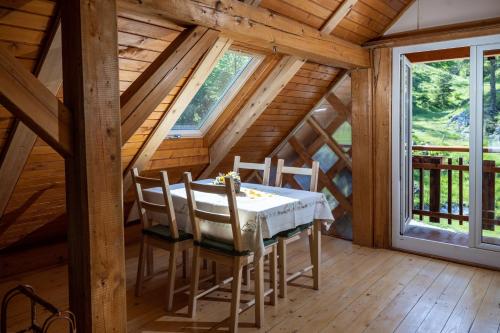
(254, 256, 264, 328)
(313, 220, 321, 290)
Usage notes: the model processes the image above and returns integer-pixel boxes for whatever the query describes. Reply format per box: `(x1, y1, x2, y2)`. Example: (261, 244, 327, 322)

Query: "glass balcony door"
(472, 44, 500, 250)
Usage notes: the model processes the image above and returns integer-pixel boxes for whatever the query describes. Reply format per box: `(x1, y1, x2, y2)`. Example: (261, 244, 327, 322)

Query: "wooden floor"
(1, 236, 499, 332)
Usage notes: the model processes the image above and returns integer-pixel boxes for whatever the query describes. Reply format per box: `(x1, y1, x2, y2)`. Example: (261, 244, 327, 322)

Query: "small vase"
(234, 182, 241, 193)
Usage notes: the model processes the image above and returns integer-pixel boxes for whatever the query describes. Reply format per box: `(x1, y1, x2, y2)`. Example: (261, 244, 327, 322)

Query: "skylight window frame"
(169, 49, 264, 138)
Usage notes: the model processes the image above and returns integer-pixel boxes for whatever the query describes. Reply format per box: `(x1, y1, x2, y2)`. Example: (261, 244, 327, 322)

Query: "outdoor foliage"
(411, 56, 500, 238)
(173, 50, 253, 130)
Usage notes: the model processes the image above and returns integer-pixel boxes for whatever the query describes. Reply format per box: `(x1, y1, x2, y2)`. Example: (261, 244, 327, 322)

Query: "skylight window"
(171, 50, 261, 136)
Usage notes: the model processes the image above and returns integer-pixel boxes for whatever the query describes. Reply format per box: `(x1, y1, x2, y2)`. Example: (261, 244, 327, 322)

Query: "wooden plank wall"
(0, 0, 57, 154)
(259, 0, 413, 44)
(207, 62, 341, 175)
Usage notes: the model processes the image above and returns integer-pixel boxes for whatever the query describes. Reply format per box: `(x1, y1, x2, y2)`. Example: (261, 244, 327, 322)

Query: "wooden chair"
(274, 159, 320, 298)
(233, 155, 271, 185)
(184, 172, 278, 332)
(132, 168, 193, 312)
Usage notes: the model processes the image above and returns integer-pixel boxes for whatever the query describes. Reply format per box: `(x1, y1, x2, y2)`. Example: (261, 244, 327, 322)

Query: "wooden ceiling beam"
(117, 0, 369, 68)
(0, 46, 71, 157)
(123, 37, 232, 190)
(365, 17, 500, 48)
(120, 26, 219, 143)
(0, 23, 63, 219)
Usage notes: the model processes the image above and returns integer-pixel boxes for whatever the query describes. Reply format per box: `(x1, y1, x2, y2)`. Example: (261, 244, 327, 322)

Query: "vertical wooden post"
(352, 68, 374, 247)
(428, 156, 442, 223)
(372, 48, 392, 248)
(61, 0, 126, 331)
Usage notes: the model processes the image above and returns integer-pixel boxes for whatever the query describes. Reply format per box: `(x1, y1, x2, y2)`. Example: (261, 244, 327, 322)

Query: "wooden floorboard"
(0, 236, 499, 332)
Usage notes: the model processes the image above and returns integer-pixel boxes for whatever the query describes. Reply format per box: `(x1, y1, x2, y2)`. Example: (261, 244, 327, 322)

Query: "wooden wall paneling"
(372, 48, 392, 248)
(0, 45, 71, 157)
(119, 0, 370, 68)
(61, 0, 126, 330)
(120, 26, 219, 143)
(351, 68, 373, 247)
(122, 37, 231, 191)
(0, 20, 62, 219)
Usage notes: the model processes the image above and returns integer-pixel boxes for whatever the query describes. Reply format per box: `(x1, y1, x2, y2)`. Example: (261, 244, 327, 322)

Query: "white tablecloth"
(142, 180, 334, 258)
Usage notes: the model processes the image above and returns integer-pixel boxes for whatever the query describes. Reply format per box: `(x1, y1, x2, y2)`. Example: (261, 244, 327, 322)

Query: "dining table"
(140, 179, 335, 292)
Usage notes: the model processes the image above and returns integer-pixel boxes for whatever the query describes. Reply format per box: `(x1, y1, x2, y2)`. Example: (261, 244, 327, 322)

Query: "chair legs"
(278, 238, 287, 298)
(278, 229, 315, 299)
(182, 250, 189, 279)
(135, 237, 146, 297)
(165, 245, 178, 312)
(229, 258, 243, 333)
(188, 246, 201, 318)
(269, 245, 278, 306)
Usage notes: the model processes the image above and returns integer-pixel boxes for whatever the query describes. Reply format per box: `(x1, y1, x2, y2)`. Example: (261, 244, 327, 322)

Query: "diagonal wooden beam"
(123, 37, 232, 191)
(0, 24, 63, 218)
(267, 70, 350, 159)
(320, 0, 358, 33)
(0, 45, 71, 157)
(118, 0, 369, 68)
(120, 26, 219, 143)
(307, 116, 352, 170)
(288, 136, 352, 212)
(199, 55, 306, 178)
(326, 92, 352, 123)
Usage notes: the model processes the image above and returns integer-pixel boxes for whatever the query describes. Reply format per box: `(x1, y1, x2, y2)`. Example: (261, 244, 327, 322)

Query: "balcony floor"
(1, 236, 499, 332)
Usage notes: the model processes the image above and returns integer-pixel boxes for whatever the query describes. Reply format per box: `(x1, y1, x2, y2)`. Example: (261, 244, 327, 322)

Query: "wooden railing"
(412, 146, 500, 230)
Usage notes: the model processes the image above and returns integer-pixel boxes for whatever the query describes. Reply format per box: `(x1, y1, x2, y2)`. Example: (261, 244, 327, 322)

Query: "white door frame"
(391, 34, 500, 269)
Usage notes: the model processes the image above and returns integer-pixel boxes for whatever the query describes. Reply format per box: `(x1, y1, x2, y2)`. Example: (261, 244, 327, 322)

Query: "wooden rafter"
(0, 46, 71, 157)
(118, 0, 369, 68)
(320, 0, 358, 34)
(120, 26, 219, 143)
(365, 17, 500, 48)
(123, 37, 232, 191)
(199, 55, 305, 178)
(0, 22, 62, 218)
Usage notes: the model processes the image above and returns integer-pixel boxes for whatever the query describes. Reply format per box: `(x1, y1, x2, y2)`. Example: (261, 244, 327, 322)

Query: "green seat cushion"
(142, 224, 192, 242)
(276, 222, 313, 238)
(263, 237, 278, 247)
(194, 238, 251, 256)
(194, 237, 277, 256)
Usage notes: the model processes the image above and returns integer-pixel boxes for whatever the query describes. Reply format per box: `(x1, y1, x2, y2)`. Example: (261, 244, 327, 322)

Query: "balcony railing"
(412, 145, 500, 230)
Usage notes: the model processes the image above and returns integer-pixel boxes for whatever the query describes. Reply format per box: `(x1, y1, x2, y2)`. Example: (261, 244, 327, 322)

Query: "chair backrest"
(233, 155, 271, 186)
(183, 172, 243, 252)
(131, 168, 179, 239)
(275, 159, 320, 192)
